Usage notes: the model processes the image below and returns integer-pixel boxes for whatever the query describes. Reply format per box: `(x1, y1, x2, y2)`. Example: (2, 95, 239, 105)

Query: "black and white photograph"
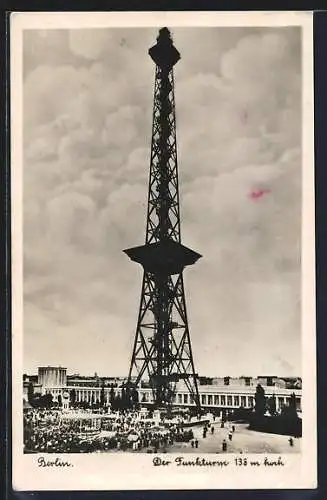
(11, 11, 316, 491)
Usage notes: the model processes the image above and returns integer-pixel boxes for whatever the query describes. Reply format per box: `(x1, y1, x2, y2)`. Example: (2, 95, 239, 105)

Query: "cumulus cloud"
(23, 26, 302, 377)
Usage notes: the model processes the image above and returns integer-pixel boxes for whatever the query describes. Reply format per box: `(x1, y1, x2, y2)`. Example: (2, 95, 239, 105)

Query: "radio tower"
(124, 28, 201, 411)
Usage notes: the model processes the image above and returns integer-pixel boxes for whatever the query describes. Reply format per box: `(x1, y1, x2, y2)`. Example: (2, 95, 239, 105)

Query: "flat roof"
(38, 366, 67, 370)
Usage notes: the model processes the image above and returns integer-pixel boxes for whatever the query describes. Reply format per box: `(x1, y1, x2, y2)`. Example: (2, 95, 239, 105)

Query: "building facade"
(24, 367, 302, 415)
(38, 366, 67, 389)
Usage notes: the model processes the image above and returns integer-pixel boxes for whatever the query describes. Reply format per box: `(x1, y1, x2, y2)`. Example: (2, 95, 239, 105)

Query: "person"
(289, 437, 294, 447)
(220, 422, 224, 428)
(228, 431, 233, 441)
(232, 425, 235, 433)
(211, 426, 214, 435)
(191, 439, 194, 448)
(195, 439, 199, 449)
(222, 439, 227, 452)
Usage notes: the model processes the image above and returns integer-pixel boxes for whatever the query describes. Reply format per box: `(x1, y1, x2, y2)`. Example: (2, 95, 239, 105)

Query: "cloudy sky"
(23, 26, 302, 378)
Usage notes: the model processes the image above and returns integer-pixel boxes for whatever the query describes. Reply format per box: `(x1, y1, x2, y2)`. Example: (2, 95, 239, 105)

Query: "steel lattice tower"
(124, 28, 201, 411)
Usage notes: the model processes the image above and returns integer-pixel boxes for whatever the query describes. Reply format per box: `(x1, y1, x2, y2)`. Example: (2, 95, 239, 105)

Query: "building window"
(224, 377, 230, 386)
(183, 394, 188, 404)
(201, 394, 207, 405)
(278, 397, 284, 408)
(221, 395, 226, 406)
(234, 396, 239, 406)
(248, 396, 254, 407)
(178, 394, 182, 404)
(241, 396, 246, 407)
(208, 395, 213, 405)
(214, 395, 219, 406)
(296, 398, 301, 410)
(245, 377, 251, 386)
(227, 395, 232, 406)
(172, 394, 177, 403)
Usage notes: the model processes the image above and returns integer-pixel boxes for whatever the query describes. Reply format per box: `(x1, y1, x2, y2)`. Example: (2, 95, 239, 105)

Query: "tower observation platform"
(124, 28, 202, 411)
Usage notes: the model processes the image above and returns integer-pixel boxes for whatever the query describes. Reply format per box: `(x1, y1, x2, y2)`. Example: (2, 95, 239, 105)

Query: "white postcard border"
(11, 11, 316, 491)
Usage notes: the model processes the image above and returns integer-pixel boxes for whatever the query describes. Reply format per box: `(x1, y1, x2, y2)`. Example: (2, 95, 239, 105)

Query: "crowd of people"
(23, 407, 298, 454)
(23, 408, 195, 454)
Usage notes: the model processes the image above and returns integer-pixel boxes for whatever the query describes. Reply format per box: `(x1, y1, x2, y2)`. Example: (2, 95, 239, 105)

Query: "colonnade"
(59, 386, 301, 412)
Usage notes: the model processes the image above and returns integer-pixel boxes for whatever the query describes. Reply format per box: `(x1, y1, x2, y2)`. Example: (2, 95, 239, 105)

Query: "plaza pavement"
(164, 422, 301, 454)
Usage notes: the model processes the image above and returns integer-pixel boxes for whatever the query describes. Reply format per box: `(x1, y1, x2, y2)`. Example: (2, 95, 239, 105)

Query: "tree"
(121, 388, 127, 409)
(282, 392, 298, 419)
(114, 394, 122, 410)
(132, 388, 139, 404)
(267, 395, 277, 416)
(27, 382, 34, 403)
(100, 384, 105, 407)
(289, 392, 297, 415)
(124, 387, 134, 409)
(109, 387, 115, 405)
(254, 384, 266, 418)
(42, 393, 53, 409)
(279, 392, 301, 437)
(70, 388, 76, 406)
